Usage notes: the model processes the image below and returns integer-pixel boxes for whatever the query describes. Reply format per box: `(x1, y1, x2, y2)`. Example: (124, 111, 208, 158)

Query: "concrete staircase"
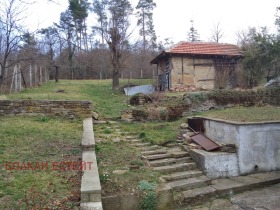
(134, 141, 211, 201)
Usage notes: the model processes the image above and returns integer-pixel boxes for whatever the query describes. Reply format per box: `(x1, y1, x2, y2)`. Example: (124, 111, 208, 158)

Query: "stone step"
(125, 135, 137, 141)
(141, 149, 167, 156)
(130, 139, 141, 143)
(132, 143, 151, 147)
(153, 162, 197, 174)
(139, 145, 160, 151)
(161, 170, 203, 182)
(144, 153, 171, 161)
(170, 151, 189, 158)
(149, 157, 193, 167)
(167, 176, 211, 192)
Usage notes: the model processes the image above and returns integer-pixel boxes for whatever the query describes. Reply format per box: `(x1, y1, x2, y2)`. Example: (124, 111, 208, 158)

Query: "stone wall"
(0, 100, 92, 118)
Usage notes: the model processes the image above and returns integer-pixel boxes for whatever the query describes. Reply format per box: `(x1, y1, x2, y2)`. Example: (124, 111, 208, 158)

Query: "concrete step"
(144, 153, 171, 161)
(153, 162, 197, 174)
(170, 151, 189, 158)
(161, 170, 203, 182)
(130, 139, 141, 143)
(177, 171, 280, 207)
(139, 145, 160, 151)
(141, 149, 167, 156)
(132, 143, 151, 147)
(149, 157, 192, 167)
(178, 186, 217, 207)
(167, 176, 211, 192)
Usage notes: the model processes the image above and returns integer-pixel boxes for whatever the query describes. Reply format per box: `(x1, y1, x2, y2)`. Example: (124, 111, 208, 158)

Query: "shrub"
(138, 180, 157, 210)
(132, 109, 148, 121)
(207, 87, 280, 106)
(188, 92, 208, 104)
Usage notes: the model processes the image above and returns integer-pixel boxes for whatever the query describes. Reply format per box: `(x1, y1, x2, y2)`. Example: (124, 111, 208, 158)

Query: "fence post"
(18, 65, 22, 91)
(39, 66, 42, 85)
(34, 64, 37, 85)
(29, 65, 32, 87)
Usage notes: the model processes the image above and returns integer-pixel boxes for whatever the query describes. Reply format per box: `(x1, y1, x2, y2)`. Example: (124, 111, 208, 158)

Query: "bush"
(138, 180, 157, 210)
(132, 109, 148, 121)
(206, 87, 280, 106)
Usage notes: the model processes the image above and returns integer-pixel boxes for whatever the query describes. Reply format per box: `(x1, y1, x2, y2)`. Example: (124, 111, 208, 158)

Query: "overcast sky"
(26, 0, 280, 44)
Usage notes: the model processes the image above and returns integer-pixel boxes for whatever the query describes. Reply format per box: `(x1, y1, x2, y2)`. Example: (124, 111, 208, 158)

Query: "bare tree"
(93, 0, 133, 89)
(209, 22, 224, 43)
(0, 0, 27, 88)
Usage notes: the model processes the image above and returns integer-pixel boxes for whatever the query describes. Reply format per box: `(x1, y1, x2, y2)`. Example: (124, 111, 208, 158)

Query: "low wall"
(0, 100, 92, 118)
(189, 149, 239, 178)
(202, 118, 280, 174)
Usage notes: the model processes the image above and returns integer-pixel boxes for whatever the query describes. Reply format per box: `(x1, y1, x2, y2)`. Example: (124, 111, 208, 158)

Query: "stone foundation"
(0, 100, 92, 118)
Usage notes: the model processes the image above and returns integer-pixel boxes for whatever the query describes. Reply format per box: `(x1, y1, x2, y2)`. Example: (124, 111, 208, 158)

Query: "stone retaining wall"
(0, 100, 92, 118)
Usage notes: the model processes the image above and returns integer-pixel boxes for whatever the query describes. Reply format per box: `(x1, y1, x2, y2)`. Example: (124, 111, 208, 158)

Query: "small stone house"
(150, 42, 244, 91)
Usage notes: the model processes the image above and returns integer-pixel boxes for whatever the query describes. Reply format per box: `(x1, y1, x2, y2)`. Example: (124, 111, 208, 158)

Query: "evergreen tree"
(68, 0, 90, 50)
(136, 0, 157, 51)
(188, 19, 200, 42)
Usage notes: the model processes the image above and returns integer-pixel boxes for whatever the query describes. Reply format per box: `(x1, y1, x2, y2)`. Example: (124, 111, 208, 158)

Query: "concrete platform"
(177, 171, 280, 208)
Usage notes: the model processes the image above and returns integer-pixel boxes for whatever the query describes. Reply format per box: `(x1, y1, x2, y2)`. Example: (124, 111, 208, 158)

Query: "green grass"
(5, 79, 155, 119)
(118, 119, 185, 144)
(198, 105, 280, 122)
(0, 116, 82, 209)
(95, 141, 161, 196)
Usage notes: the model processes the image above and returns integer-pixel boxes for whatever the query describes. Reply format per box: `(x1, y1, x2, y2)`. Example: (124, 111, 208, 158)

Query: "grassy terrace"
(1, 79, 279, 208)
(199, 105, 280, 122)
(0, 116, 82, 209)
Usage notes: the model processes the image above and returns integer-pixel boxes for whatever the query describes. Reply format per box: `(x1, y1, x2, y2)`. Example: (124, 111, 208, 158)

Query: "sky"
(25, 0, 280, 44)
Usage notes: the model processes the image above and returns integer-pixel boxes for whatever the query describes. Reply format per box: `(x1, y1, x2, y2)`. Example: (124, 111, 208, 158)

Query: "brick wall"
(0, 100, 92, 118)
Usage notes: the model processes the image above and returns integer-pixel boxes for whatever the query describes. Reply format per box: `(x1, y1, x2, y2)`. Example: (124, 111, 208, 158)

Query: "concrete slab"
(181, 186, 216, 204)
(210, 199, 243, 210)
(81, 151, 101, 202)
(170, 151, 189, 158)
(231, 183, 280, 210)
(211, 178, 245, 195)
(161, 170, 203, 181)
(248, 171, 280, 184)
(81, 202, 103, 210)
(82, 118, 95, 148)
(145, 153, 171, 160)
(153, 162, 196, 174)
(167, 176, 210, 191)
(112, 137, 121, 143)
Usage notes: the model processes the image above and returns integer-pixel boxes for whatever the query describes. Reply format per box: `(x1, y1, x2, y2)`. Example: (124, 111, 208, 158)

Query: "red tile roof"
(166, 42, 243, 56)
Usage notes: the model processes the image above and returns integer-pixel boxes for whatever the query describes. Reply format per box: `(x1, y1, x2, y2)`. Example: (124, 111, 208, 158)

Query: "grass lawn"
(199, 105, 280, 122)
(2, 79, 279, 204)
(0, 116, 82, 209)
(95, 140, 162, 196)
